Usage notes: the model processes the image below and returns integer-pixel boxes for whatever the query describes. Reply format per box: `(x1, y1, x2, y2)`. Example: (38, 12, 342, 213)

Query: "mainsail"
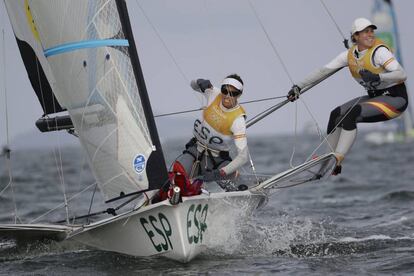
(371, 0, 414, 139)
(5, 0, 169, 200)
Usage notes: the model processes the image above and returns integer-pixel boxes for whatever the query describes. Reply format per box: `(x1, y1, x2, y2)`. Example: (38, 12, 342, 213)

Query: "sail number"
(140, 213, 173, 253)
(139, 204, 209, 252)
(187, 204, 208, 244)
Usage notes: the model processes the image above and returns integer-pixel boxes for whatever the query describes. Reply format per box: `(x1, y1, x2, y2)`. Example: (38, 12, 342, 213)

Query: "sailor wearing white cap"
(350, 17, 377, 36)
(287, 17, 407, 175)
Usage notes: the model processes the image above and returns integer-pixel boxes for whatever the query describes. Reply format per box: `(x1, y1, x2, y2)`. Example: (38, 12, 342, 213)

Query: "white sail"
(5, 0, 168, 200)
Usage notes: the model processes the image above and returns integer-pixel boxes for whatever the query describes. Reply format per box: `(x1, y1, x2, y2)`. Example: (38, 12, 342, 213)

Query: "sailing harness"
(367, 83, 407, 99)
(183, 137, 232, 176)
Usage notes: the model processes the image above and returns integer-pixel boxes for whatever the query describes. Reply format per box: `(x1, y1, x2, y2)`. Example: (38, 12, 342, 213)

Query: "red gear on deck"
(156, 161, 203, 202)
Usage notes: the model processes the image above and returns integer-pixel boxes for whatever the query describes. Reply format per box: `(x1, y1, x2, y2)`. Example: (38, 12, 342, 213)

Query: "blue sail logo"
(133, 154, 146, 174)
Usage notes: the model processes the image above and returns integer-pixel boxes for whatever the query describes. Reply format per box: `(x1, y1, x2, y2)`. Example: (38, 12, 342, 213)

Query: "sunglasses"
(221, 86, 242, 97)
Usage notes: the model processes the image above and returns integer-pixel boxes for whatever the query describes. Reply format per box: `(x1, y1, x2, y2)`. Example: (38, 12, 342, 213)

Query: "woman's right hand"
(287, 85, 301, 102)
(190, 79, 212, 92)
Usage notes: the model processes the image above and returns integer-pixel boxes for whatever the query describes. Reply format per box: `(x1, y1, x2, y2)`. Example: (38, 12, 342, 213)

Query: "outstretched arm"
(287, 51, 348, 101)
(297, 51, 348, 89)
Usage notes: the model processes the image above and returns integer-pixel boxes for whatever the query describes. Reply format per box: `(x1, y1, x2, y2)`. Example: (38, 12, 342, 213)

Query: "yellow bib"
(348, 39, 389, 78)
(203, 95, 246, 136)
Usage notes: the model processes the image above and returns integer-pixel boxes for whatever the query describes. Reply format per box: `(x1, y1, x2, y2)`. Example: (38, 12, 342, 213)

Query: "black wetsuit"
(327, 83, 408, 133)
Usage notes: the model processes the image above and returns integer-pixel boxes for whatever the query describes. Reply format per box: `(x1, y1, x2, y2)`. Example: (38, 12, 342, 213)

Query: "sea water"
(1, 134, 413, 275)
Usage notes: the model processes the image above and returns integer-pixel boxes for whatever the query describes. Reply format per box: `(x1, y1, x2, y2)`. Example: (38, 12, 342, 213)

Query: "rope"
(248, 0, 295, 84)
(305, 96, 364, 162)
(86, 182, 98, 224)
(36, 23, 70, 223)
(30, 181, 98, 223)
(154, 95, 286, 118)
(134, 0, 189, 84)
(319, 0, 349, 49)
(1, 28, 9, 150)
(289, 101, 299, 168)
(133, 0, 205, 111)
(1, 22, 21, 224)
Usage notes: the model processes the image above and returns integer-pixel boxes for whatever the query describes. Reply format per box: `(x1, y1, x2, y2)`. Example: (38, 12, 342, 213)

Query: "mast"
(115, 0, 168, 189)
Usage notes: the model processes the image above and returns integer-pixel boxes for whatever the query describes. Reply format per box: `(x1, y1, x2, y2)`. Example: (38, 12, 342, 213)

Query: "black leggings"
(327, 83, 408, 133)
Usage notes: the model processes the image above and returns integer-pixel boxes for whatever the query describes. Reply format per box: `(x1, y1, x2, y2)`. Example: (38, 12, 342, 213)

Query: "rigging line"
(248, 0, 295, 84)
(319, 0, 349, 49)
(241, 95, 287, 104)
(2, 26, 20, 224)
(289, 101, 298, 168)
(0, 178, 11, 197)
(30, 4, 69, 219)
(246, 68, 343, 129)
(46, 52, 70, 225)
(30, 181, 98, 224)
(34, 46, 69, 223)
(304, 96, 364, 164)
(133, 0, 204, 108)
(154, 95, 287, 118)
(76, 149, 88, 204)
(52, 147, 70, 224)
(1, 30, 9, 148)
(133, 0, 189, 84)
(86, 183, 98, 224)
(299, 98, 325, 147)
(155, 107, 204, 118)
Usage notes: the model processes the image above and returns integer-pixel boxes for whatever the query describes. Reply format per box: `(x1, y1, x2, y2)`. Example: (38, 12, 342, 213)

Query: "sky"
(1, 0, 414, 148)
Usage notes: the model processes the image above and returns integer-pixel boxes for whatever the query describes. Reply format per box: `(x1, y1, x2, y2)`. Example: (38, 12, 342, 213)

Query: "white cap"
(222, 78, 243, 92)
(351, 18, 377, 36)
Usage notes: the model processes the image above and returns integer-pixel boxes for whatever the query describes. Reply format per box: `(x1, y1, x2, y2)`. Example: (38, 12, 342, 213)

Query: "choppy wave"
(379, 190, 414, 202)
(1, 136, 414, 274)
(273, 235, 414, 257)
(0, 239, 88, 263)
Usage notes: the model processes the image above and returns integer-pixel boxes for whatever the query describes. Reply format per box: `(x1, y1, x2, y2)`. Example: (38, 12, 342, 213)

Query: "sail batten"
(44, 39, 129, 57)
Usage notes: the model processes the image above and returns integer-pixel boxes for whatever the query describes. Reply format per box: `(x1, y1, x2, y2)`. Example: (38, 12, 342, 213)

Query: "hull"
(0, 224, 77, 243)
(69, 191, 266, 262)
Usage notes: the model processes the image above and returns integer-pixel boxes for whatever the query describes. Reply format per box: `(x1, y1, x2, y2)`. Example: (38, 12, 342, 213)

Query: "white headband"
(222, 78, 243, 91)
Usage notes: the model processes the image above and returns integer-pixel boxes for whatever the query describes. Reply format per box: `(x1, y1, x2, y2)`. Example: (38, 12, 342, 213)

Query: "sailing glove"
(359, 69, 380, 83)
(287, 85, 301, 102)
(190, 79, 212, 92)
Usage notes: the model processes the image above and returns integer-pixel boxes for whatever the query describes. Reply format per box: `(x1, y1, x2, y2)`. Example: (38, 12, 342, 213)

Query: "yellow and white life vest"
(193, 93, 246, 152)
(347, 38, 401, 90)
(348, 39, 389, 79)
(203, 94, 245, 135)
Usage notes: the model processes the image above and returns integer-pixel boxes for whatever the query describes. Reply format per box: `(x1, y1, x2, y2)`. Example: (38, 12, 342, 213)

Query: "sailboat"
(0, 0, 337, 262)
(364, 0, 414, 145)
